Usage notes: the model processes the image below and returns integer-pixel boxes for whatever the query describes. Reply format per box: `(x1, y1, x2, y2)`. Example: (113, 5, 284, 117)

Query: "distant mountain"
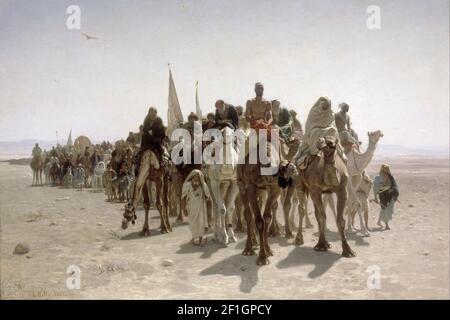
(0, 140, 56, 160)
(375, 144, 448, 157)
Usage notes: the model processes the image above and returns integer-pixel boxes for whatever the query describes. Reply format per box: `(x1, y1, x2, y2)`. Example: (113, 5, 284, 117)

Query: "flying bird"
(81, 32, 98, 40)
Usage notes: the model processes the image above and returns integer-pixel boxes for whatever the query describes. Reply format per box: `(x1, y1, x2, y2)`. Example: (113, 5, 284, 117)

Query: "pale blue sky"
(0, 0, 448, 148)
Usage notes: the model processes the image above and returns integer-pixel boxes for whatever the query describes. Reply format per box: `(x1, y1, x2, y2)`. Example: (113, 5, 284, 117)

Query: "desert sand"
(1, 155, 449, 299)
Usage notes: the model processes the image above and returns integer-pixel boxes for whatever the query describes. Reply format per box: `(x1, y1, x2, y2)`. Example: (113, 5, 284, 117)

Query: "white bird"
(81, 32, 98, 40)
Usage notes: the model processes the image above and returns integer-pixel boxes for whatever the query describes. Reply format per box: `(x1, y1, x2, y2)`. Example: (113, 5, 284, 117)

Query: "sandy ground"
(0, 156, 449, 299)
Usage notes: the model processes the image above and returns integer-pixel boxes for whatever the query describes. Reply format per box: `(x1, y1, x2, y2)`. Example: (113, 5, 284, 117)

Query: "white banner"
(167, 68, 183, 137)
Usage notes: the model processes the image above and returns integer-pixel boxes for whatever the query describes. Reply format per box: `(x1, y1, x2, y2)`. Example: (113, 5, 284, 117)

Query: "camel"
(205, 126, 240, 245)
(294, 136, 355, 257)
(239, 139, 298, 265)
(345, 130, 383, 233)
(268, 136, 311, 237)
(281, 181, 314, 238)
(322, 130, 383, 235)
(121, 150, 171, 236)
(30, 154, 44, 186)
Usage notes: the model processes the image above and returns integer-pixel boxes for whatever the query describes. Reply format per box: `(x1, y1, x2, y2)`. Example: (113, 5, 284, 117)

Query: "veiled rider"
(295, 96, 347, 167)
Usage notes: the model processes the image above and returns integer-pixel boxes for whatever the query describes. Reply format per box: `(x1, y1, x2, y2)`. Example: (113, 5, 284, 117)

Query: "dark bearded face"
(255, 85, 264, 96)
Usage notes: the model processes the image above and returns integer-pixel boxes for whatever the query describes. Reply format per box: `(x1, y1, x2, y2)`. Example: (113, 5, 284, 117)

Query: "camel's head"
(317, 136, 338, 158)
(122, 203, 136, 229)
(278, 160, 299, 189)
(368, 130, 384, 145)
(221, 125, 235, 145)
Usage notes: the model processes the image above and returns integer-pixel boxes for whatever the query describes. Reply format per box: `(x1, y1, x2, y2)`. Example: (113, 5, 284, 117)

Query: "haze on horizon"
(0, 0, 448, 149)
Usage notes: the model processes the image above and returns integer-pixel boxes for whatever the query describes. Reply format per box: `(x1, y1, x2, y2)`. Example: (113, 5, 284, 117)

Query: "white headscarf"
(304, 96, 335, 138)
(182, 169, 211, 199)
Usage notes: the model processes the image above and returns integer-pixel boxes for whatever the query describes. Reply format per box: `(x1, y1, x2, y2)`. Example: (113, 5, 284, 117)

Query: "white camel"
(205, 126, 240, 245)
(323, 130, 383, 235)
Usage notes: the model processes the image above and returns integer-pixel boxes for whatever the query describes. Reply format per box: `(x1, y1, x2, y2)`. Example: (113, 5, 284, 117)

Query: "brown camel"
(294, 136, 355, 257)
(268, 137, 301, 237)
(30, 154, 44, 186)
(121, 151, 171, 236)
(238, 142, 297, 265)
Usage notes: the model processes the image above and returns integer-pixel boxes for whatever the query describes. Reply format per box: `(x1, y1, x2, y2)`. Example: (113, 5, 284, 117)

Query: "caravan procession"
(29, 72, 393, 266)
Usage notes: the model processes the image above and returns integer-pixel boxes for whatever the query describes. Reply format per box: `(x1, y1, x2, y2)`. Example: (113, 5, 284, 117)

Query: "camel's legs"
(32, 170, 35, 186)
(345, 204, 356, 232)
(209, 179, 226, 243)
(141, 183, 151, 236)
(155, 176, 169, 234)
(323, 193, 338, 230)
(303, 198, 313, 228)
(249, 184, 269, 265)
(131, 152, 151, 209)
(288, 190, 298, 231)
(336, 188, 356, 257)
(234, 197, 246, 232)
(362, 196, 370, 231)
(269, 198, 282, 237)
(239, 184, 256, 256)
(283, 184, 295, 238)
(310, 191, 330, 251)
(347, 196, 369, 236)
(225, 181, 239, 243)
(264, 185, 280, 258)
(204, 177, 214, 228)
(295, 185, 307, 246)
(356, 190, 370, 236)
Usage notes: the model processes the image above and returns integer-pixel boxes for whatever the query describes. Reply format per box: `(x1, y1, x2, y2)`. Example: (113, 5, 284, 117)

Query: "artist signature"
(3, 290, 73, 299)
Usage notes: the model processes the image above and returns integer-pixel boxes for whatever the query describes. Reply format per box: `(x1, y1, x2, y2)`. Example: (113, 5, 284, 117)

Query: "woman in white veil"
(181, 169, 211, 245)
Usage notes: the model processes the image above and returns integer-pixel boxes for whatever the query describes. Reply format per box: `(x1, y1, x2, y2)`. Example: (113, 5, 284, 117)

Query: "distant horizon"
(0, 138, 449, 150)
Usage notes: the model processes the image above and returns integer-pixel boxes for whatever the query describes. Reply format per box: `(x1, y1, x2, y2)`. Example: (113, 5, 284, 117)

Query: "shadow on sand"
(120, 228, 169, 240)
(276, 246, 341, 278)
(176, 238, 227, 259)
(199, 253, 260, 293)
(311, 230, 370, 247)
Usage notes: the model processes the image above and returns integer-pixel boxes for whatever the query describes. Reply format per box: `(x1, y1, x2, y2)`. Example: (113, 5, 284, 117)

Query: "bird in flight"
(81, 32, 98, 40)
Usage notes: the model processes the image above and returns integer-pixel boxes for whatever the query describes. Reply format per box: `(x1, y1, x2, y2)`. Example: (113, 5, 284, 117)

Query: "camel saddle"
(133, 146, 170, 174)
